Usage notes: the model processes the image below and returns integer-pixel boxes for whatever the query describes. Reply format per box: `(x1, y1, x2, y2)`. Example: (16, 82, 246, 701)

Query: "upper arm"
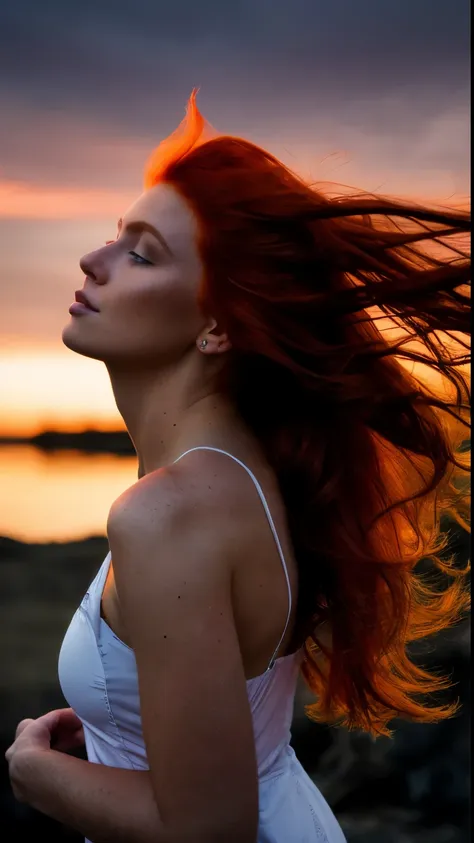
(107, 469, 259, 843)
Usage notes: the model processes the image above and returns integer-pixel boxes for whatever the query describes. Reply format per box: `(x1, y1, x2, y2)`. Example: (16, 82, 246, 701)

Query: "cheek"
(117, 275, 203, 344)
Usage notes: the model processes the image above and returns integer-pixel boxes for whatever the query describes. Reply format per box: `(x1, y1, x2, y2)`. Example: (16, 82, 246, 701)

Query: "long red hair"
(144, 91, 470, 737)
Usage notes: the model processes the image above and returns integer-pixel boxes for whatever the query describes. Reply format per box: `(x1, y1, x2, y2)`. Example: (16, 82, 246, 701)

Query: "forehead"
(122, 183, 199, 254)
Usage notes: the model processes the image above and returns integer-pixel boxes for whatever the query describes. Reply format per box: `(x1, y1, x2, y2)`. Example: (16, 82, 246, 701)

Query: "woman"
(6, 91, 470, 843)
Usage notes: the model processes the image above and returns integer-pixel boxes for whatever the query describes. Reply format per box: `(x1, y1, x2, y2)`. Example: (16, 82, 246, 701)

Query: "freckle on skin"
(164, 635, 167, 639)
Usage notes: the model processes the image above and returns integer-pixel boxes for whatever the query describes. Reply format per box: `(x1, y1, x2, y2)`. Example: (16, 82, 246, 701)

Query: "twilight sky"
(0, 0, 470, 434)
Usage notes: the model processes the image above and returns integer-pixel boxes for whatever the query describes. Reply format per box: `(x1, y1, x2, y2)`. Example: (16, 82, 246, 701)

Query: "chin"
(61, 322, 104, 361)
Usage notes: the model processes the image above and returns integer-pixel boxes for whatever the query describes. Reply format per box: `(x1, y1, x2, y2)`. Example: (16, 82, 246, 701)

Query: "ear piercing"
(199, 339, 208, 350)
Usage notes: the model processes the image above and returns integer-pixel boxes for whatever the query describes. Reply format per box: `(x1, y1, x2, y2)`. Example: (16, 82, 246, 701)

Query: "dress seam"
(290, 768, 330, 842)
(78, 604, 139, 770)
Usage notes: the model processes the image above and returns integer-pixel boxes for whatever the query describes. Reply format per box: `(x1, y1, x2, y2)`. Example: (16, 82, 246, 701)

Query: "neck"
(105, 358, 238, 479)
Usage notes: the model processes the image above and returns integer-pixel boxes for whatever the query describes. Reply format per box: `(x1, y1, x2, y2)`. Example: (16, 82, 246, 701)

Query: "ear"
(197, 319, 232, 355)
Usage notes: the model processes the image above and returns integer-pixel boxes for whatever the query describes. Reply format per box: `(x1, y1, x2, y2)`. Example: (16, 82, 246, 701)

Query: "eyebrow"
(117, 218, 173, 256)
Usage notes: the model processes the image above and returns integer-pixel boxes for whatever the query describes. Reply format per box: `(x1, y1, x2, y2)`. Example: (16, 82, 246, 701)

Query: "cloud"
(0, 179, 136, 219)
(0, 0, 469, 200)
(0, 0, 469, 128)
(0, 85, 469, 199)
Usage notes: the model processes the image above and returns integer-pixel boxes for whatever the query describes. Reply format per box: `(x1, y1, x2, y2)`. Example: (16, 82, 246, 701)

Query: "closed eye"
(129, 251, 152, 265)
(104, 241, 152, 266)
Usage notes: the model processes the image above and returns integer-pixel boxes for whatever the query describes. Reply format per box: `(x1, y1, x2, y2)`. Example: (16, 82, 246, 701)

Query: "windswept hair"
(144, 90, 470, 736)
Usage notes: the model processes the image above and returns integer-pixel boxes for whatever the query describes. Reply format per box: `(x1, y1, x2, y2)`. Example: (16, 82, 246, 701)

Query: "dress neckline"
(98, 551, 303, 684)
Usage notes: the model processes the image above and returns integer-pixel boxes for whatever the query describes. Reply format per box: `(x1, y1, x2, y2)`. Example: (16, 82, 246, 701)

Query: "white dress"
(58, 447, 347, 842)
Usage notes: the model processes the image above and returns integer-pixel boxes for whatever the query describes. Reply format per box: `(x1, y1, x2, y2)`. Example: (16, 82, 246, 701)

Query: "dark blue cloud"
(0, 0, 469, 124)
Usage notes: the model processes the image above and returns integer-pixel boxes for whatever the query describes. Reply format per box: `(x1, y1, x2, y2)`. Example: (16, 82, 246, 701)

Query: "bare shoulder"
(108, 449, 257, 542)
(105, 450, 251, 683)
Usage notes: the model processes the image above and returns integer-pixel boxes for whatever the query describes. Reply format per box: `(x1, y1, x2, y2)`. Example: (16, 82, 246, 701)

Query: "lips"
(74, 290, 99, 311)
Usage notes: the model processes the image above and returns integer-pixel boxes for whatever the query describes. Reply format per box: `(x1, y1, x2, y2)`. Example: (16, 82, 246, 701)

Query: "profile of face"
(62, 183, 229, 368)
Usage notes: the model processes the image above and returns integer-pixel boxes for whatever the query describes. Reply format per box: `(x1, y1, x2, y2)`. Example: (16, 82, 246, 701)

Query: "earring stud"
(200, 339, 208, 350)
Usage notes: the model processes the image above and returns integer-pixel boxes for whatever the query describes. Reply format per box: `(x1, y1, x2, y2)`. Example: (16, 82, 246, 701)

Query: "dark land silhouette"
(0, 429, 135, 455)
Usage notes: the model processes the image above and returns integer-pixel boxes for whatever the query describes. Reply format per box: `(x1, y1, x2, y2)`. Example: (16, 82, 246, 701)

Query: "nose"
(79, 248, 107, 284)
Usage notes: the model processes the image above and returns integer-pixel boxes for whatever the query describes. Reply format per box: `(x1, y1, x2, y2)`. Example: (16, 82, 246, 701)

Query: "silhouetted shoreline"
(0, 430, 470, 459)
(0, 430, 135, 455)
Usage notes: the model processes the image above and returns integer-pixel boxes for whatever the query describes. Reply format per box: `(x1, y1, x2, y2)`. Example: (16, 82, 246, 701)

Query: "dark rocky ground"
(0, 525, 470, 842)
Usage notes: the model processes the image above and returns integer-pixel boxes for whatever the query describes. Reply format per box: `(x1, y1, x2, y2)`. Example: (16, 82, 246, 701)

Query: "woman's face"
(62, 183, 207, 366)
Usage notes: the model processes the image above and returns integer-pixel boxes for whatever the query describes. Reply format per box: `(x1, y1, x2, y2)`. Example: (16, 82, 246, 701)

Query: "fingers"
(51, 726, 85, 753)
(15, 710, 64, 740)
(56, 708, 83, 729)
(13, 708, 84, 751)
(42, 708, 82, 728)
(35, 709, 62, 731)
(37, 708, 82, 732)
(8, 716, 53, 760)
(15, 719, 34, 739)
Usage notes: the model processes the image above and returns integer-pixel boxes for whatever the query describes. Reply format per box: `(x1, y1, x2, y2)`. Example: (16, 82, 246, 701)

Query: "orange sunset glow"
(0, 350, 122, 437)
(0, 179, 137, 221)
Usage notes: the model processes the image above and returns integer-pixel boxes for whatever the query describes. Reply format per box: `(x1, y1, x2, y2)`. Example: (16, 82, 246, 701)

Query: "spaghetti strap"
(174, 446, 292, 671)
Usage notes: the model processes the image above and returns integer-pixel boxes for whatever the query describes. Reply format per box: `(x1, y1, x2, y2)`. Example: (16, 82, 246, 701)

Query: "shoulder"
(106, 449, 257, 585)
(108, 449, 255, 536)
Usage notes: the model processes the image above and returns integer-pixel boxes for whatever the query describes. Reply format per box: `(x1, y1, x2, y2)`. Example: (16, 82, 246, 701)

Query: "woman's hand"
(47, 707, 85, 753)
(5, 709, 85, 803)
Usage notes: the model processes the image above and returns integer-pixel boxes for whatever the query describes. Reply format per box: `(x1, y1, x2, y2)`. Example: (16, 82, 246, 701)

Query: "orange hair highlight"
(144, 92, 470, 737)
(144, 88, 212, 189)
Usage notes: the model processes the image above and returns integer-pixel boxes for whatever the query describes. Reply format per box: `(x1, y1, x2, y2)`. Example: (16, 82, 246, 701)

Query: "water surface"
(0, 445, 138, 542)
